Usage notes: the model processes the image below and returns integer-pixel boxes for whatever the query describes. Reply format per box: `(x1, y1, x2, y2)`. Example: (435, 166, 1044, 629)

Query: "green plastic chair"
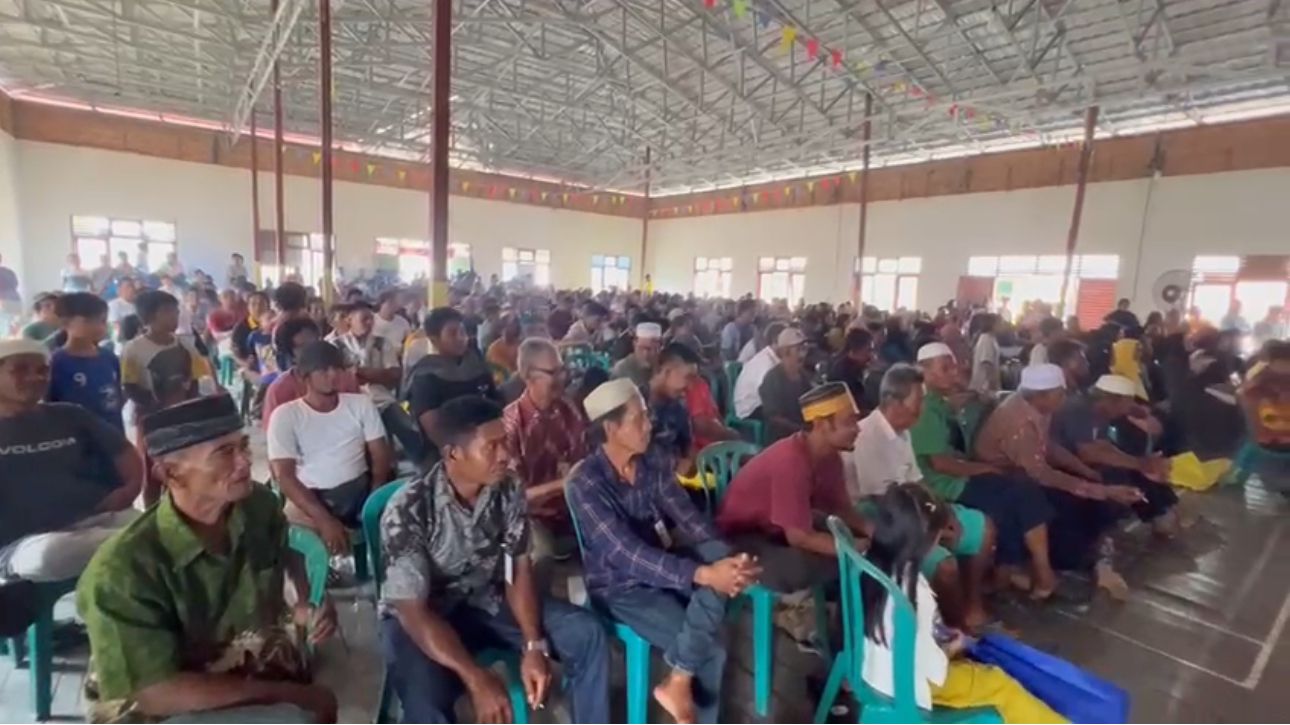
(1227, 437, 1290, 486)
(360, 480, 528, 724)
(814, 516, 1001, 724)
(287, 526, 331, 607)
(217, 355, 238, 388)
(269, 479, 368, 582)
(3, 578, 77, 721)
(722, 361, 766, 445)
(697, 440, 830, 718)
(564, 488, 654, 724)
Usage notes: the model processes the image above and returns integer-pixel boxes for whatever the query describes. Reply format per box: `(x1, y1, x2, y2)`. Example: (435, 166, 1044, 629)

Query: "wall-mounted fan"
(1151, 270, 1192, 312)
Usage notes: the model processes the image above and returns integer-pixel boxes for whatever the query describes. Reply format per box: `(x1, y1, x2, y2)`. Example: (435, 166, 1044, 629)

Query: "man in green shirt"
(20, 292, 61, 345)
(910, 342, 1058, 599)
(77, 395, 338, 723)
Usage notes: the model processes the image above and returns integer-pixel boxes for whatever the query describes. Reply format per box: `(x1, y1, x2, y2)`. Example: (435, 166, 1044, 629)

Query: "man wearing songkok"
(611, 321, 663, 387)
(0, 339, 142, 583)
(910, 342, 1056, 598)
(502, 338, 587, 567)
(1051, 374, 1180, 536)
(847, 364, 995, 630)
(716, 382, 871, 595)
(78, 395, 339, 723)
(567, 378, 759, 724)
(974, 363, 1143, 599)
(268, 341, 393, 556)
(380, 396, 610, 723)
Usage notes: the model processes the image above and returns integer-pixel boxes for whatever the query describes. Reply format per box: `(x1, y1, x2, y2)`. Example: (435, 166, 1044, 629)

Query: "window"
(964, 254, 1121, 314)
(72, 215, 176, 271)
(502, 247, 550, 286)
(856, 256, 921, 311)
(757, 256, 807, 303)
(591, 255, 632, 292)
(694, 256, 734, 298)
(1190, 255, 1289, 337)
(376, 239, 471, 282)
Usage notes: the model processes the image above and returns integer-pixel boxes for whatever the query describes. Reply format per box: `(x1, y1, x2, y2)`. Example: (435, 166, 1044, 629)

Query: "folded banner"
(970, 633, 1130, 724)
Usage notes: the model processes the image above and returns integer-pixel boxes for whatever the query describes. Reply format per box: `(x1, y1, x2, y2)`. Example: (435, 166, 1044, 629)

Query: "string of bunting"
(694, 0, 1038, 136)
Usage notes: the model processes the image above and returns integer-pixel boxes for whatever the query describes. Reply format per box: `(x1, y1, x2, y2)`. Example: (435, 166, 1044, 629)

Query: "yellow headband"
(802, 393, 857, 423)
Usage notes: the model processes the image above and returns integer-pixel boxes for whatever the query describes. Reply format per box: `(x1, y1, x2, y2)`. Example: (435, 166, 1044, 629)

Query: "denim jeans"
(380, 597, 610, 724)
(596, 539, 732, 724)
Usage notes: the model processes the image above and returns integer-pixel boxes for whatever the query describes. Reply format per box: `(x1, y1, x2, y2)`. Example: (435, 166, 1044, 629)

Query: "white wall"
(0, 129, 22, 291)
(648, 167, 1290, 310)
(13, 140, 642, 296)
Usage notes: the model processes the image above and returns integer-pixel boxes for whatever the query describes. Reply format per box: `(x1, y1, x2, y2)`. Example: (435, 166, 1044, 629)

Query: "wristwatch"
(524, 639, 550, 655)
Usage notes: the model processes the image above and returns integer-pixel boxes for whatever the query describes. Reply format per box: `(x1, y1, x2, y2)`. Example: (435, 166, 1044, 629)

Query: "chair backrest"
(826, 515, 923, 721)
(695, 440, 761, 513)
(724, 361, 743, 393)
(287, 526, 329, 607)
(563, 463, 590, 555)
(361, 479, 410, 594)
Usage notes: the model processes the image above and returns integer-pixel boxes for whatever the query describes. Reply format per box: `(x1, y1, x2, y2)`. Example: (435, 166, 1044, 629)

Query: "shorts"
(858, 500, 986, 578)
(314, 475, 371, 529)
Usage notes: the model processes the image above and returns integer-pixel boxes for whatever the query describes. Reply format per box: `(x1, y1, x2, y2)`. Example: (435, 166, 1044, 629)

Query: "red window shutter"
(1238, 255, 1290, 281)
(956, 275, 994, 307)
(1076, 279, 1118, 330)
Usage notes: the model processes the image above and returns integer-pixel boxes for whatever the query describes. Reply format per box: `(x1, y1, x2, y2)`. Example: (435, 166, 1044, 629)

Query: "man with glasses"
(502, 338, 586, 569)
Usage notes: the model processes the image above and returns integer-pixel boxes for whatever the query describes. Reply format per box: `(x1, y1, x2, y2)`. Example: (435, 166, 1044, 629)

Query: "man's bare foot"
(653, 672, 697, 724)
(1095, 561, 1129, 601)
(1030, 568, 1058, 601)
(1009, 571, 1033, 592)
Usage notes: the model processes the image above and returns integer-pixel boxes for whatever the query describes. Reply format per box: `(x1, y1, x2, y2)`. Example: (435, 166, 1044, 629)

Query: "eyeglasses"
(530, 366, 566, 378)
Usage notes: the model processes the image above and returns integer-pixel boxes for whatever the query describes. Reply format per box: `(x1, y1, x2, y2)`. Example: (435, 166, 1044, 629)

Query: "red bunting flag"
(349, 159, 360, 174)
(806, 38, 820, 59)
(831, 49, 843, 69)
(704, 0, 716, 7)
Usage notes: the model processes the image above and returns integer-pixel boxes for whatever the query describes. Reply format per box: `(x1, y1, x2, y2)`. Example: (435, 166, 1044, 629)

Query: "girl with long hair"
(861, 483, 1064, 723)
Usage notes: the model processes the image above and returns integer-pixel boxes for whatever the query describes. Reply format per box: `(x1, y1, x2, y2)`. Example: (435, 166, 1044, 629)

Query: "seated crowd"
(0, 252, 1285, 724)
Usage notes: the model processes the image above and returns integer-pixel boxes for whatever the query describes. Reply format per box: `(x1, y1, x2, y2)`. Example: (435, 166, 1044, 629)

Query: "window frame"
(502, 246, 552, 286)
(71, 215, 177, 273)
(757, 256, 807, 303)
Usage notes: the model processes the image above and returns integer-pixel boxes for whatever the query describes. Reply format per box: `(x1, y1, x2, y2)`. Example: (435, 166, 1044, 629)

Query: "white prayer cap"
(916, 342, 955, 363)
(1018, 363, 1065, 391)
(667, 308, 686, 321)
(0, 339, 49, 363)
(583, 378, 641, 422)
(1093, 374, 1138, 398)
(635, 322, 663, 339)
(776, 327, 807, 348)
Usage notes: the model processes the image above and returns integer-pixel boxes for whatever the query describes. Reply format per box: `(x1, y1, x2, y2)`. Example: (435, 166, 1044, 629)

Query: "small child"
(47, 292, 125, 432)
(862, 483, 1065, 723)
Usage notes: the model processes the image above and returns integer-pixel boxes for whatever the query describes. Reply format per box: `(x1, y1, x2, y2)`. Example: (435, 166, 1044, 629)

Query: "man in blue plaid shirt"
(567, 378, 761, 724)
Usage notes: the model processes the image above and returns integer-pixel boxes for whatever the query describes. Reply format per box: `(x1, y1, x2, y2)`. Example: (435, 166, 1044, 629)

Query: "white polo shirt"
(846, 408, 921, 502)
(733, 346, 779, 419)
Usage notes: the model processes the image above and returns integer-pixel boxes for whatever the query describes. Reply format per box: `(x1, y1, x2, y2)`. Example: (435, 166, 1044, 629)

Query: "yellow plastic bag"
(676, 471, 717, 491)
(1168, 452, 1231, 491)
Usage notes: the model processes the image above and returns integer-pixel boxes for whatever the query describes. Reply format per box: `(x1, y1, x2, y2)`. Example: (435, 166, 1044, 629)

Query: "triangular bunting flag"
(562, 193, 570, 204)
(831, 49, 843, 69)
(806, 38, 819, 59)
(311, 151, 322, 165)
(508, 188, 518, 200)
(849, 171, 859, 183)
(462, 181, 471, 192)
(366, 163, 377, 177)
(592, 195, 600, 205)
(806, 180, 816, 192)
(781, 27, 797, 51)
(349, 159, 360, 174)
(397, 169, 407, 182)
(704, 0, 716, 7)
(733, 0, 748, 18)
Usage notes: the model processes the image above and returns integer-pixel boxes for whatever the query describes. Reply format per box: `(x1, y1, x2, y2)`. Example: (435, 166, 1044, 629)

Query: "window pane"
(861, 256, 877, 273)
(897, 257, 921, 274)
(109, 237, 137, 262)
(72, 216, 110, 236)
(591, 268, 604, 291)
(720, 257, 733, 271)
(519, 249, 534, 262)
(76, 238, 108, 264)
(897, 276, 919, 310)
(535, 263, 550, 286)
(111, 219, 142, 237)
(618, 257, 631, 269)
(592, 254, 604, 266)
(147, 242, 175, 272)
(536, 249, 550, 263)
(759, 257, 774, 272)
(1192, 255, 1240, 274)
(967, 256, 998, 276)
(695, 257, 708, 271)
(877, 258, 898, 273)
(143, 221, 176, 242)
(790, 256, 807, 271)
(775, 258, 789, 271)
(1037, 255, 1068, 274)
(872, 273, 897, 310)
(502, 247, 517, 261)
(502, 261, 518, 280)
(998, 255, 1036, 273)
(1078, 254, 1120, 279)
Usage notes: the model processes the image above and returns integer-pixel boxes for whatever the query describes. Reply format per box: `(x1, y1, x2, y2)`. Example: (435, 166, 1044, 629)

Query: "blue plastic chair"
(1227, 437, 1290, 486)
(564, 489, 655, 724)
(3, 578, 77, 721)
(697, 440, 830, 718)
(814, 516, 1001, 724)
(360, 480, 528, 724)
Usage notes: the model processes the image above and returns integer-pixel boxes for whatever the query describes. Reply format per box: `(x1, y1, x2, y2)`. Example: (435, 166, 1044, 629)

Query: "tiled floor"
(5, 474, 1290, 723)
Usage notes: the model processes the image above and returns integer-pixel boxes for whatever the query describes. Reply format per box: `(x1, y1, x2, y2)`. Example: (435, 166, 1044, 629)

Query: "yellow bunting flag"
(781, 27, 797, 51)
(462, 181, 471, 193)
(806, 180, 816, 193)
(686, 205, 694, 213)
(848, 171, 858, 183)
(311, 151, 322, 165)
(783, 186, 792, 197)
(730, 195, 740, 208)
(508, 188, 518, 200)
(366, 163, 377, 177)
(592, 194, 600, 205)
(397, 169, 407, 182)
(562, 193, 570, 204)
(540, 191, 548, 202)
(733, 0, 748, 18)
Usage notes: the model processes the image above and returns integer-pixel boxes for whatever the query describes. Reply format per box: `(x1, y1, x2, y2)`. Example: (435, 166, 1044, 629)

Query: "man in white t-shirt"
(267, 341, 393, 555)
(107, 277, 139, 346)
(731, 320, 787, 419)
(372, 289, 412, 350)
(334, 303, 425, 460)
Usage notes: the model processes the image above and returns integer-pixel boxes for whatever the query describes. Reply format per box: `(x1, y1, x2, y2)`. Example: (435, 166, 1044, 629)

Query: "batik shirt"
(380, 464, 530, 616)
(501, 392, 586, 524)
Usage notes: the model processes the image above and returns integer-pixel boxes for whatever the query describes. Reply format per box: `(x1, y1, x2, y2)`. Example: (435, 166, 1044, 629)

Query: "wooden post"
(1058, 106, 1100, 316)
(319, 0, 335, 304)
(855, 92, 873, 307)
(639, 147, 652, 290)
(249, 110, 260, 271)
(429, 0, 451, 307)
(271, 0, 286, 278)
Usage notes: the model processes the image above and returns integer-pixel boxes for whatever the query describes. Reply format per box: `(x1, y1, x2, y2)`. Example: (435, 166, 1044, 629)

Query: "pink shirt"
(716, 433, 851, 537)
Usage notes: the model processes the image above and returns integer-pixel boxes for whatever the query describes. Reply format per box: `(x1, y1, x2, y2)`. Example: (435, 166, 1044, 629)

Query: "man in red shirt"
(716, 382, 871, 593)
(502, 337, 587, 567)
(685, 376, 738, 452)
